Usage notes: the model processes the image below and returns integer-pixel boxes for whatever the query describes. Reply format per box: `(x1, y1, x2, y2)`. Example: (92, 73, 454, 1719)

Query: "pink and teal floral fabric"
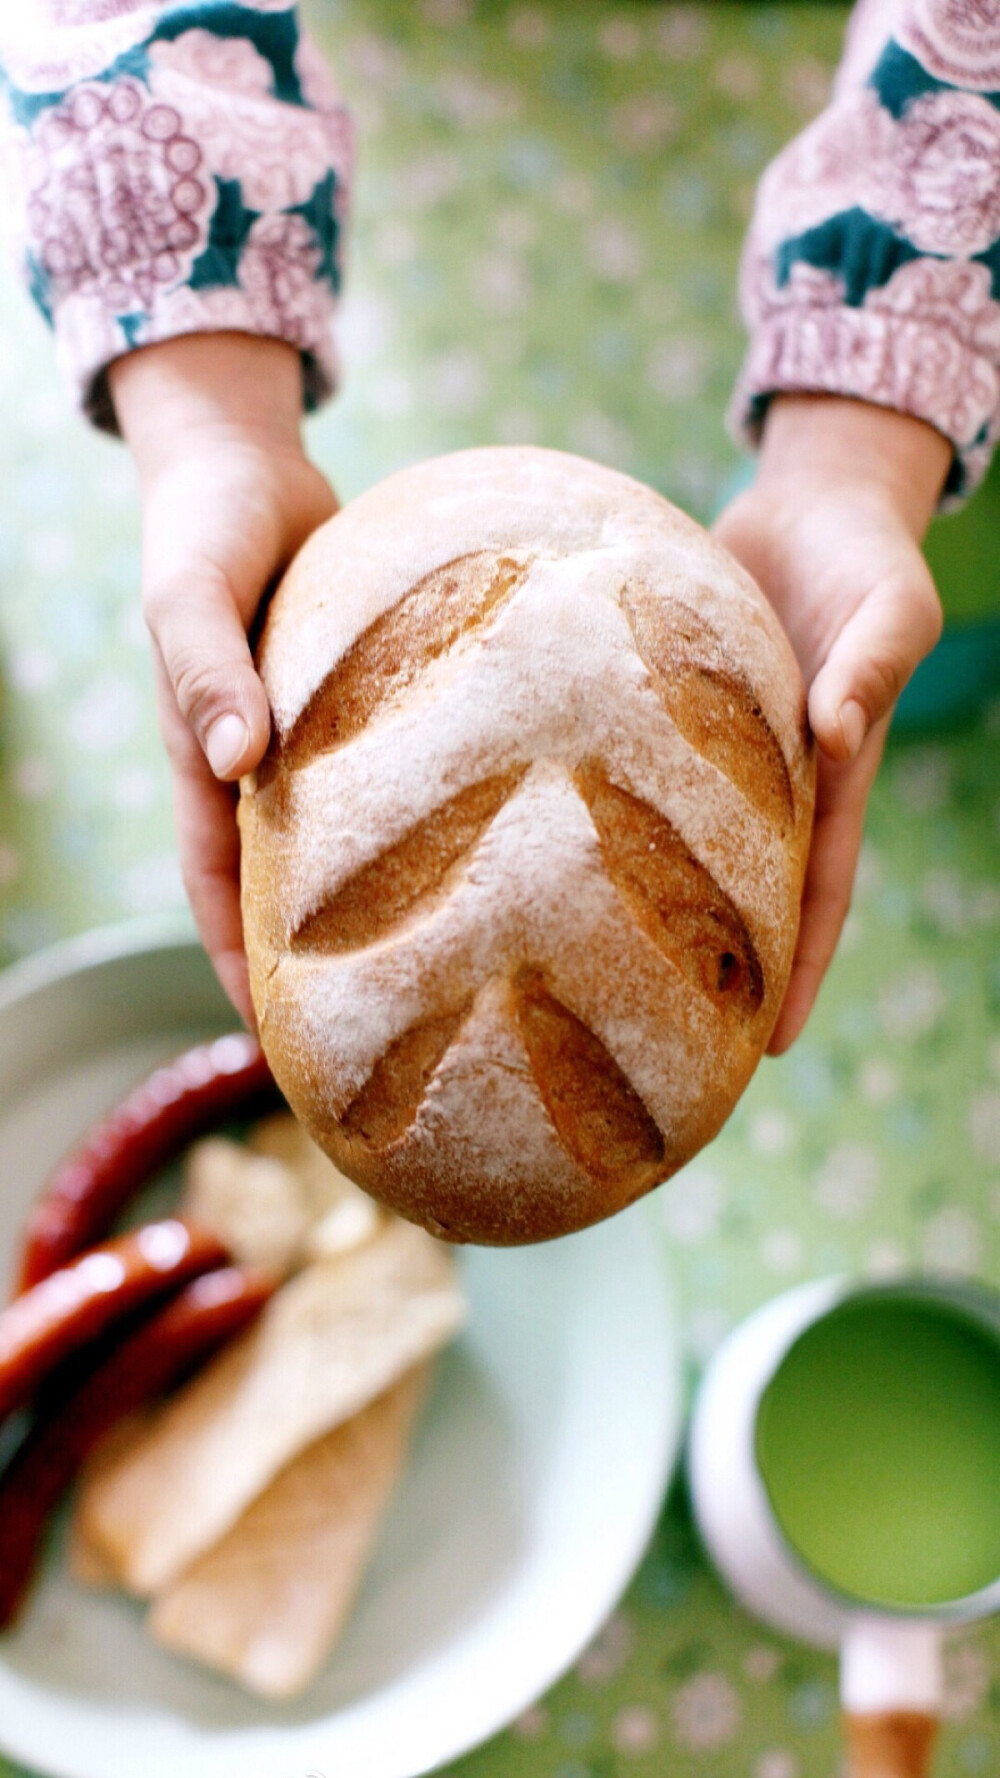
(736, 0, 1000, 502)
(0, 3, 352, 428)
(5, 2, 1000, 501)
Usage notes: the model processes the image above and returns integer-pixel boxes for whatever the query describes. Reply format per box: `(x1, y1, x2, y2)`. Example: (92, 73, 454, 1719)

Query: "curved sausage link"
(16, 1034, 279, 1293)
(0, 1220, 229, 1421)
(0, 1264, 276, 1627)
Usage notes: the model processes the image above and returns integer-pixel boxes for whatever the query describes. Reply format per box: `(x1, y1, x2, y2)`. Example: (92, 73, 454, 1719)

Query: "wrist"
(109, 333, 306, 483)
(757, 396, 952, 541)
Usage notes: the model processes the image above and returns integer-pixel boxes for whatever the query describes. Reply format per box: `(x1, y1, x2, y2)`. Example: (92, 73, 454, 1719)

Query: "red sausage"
(0, 1220, 229, 1421)
(0, 1265, 276, 1627)
(16, 1034, 279, 1293)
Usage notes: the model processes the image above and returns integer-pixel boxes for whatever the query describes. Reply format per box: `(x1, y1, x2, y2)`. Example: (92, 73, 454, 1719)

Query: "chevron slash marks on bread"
(239, 448, 815, 1245)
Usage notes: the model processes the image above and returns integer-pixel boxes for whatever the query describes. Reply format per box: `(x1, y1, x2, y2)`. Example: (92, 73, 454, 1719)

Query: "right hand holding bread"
(108, 334, 339, 1027)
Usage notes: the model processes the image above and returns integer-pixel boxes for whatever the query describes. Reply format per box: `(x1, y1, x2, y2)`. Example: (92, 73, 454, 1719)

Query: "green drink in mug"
(690, 1277, 1000, 1778)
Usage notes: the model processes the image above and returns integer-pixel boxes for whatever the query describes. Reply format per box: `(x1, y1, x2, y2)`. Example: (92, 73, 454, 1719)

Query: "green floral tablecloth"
(3, 4, 1000, 1774)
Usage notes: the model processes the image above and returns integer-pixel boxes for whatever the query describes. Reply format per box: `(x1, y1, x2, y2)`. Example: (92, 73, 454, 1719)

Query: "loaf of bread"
(239, 447, 815, 1244)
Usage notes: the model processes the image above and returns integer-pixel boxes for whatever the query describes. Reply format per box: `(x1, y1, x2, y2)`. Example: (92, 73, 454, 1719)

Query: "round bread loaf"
(239, 447, 815, 1244)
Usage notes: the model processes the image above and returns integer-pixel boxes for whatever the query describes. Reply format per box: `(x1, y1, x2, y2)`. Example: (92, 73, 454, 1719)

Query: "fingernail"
(205, 713, 250, 777)
(838, 699, 867, 760)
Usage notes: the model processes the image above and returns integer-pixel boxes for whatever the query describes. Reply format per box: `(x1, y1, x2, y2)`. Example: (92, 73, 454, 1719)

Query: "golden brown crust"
(240, 446, 815, 1244)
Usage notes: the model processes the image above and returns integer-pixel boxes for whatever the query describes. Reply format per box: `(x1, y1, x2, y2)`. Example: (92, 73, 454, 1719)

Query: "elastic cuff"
(730, 307, 999, 508)
(52, 282, 339, 436)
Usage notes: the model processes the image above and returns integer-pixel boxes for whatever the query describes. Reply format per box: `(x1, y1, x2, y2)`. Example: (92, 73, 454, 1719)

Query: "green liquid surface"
(755, 1296, 1000, 1609)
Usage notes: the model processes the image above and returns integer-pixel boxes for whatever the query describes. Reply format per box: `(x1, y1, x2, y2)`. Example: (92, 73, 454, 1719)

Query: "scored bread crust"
(239, 447, 815, 1244)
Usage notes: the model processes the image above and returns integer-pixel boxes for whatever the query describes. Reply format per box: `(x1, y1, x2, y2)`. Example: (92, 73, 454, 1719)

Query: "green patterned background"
(3, 4, 1000, 1774)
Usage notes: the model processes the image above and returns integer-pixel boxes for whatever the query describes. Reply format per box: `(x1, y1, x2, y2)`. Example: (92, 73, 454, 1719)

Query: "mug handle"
(841, 1620, 943, 1778)
(843, 1710, 939, 1778)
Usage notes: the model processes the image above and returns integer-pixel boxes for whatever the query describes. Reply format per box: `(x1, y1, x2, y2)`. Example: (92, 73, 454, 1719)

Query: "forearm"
(756, 396, 952, 540)
(110, 334, 307, 481)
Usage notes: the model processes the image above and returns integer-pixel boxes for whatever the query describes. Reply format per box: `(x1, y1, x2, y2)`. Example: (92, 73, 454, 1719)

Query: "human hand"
(714, 395, 951, 1054)
(109, 333, 338, 1024)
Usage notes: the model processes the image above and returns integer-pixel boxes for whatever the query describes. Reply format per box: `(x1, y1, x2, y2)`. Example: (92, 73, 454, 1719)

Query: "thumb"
(808, 557, 942, 763)
(144, 563, 272, 779)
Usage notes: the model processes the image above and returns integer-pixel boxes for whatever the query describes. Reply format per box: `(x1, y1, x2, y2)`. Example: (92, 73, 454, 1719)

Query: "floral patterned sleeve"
(734, 0, 1000, 501)
(0, 2, 353, 431)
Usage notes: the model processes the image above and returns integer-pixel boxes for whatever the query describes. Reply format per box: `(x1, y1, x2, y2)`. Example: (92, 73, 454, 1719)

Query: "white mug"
(689, 1276, 1000, 1778)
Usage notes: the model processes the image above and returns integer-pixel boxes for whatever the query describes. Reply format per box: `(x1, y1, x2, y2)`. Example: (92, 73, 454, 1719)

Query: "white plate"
(0, 919, 682, 1778)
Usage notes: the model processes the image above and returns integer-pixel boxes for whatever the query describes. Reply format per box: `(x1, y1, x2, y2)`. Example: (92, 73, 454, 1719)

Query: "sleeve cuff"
(731, 299, 999, 508)
(54, 279, 339, 436)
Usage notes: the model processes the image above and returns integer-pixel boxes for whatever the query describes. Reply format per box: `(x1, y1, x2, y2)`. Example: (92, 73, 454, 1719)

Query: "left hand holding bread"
(714, 395, 951, 1054)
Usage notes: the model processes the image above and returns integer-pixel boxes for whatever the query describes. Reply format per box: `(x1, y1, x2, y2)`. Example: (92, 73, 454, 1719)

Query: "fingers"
(153, 660, 256, 1028)
(767, 720, 888, 1056)
(137, 446, 338, 1021)
(713, 417, 947, 1054)
(807, 561, 941, 764)
(145, 564, 272, 781)
(139, 452, 337, 787)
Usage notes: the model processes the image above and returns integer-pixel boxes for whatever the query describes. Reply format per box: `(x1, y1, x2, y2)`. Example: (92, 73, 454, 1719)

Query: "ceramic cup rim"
(689, 1273, 1000, 1642)
(752, 1274, 1000, 1623)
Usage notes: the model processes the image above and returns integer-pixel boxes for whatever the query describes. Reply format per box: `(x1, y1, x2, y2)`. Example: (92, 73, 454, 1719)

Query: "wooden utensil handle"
(844, 1711, 939, 1778)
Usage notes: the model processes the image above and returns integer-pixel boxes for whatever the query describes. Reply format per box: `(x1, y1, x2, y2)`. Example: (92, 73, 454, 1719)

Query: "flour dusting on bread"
(240, 447, 814, 1243)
